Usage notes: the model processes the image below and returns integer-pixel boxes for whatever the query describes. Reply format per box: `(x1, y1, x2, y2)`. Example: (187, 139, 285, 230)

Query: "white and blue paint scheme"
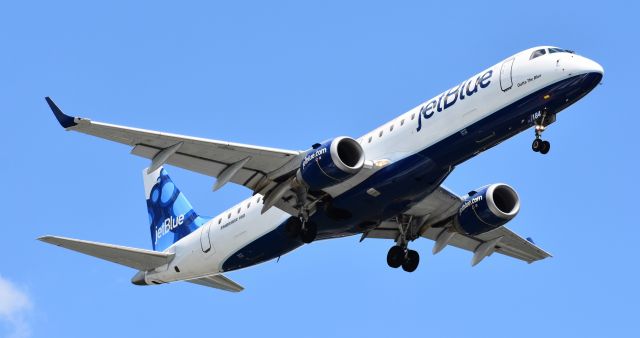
(40, 46, 603, 292)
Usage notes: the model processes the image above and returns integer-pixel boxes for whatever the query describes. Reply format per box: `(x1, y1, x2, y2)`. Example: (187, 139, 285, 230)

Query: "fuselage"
(144, 46, 603, 284)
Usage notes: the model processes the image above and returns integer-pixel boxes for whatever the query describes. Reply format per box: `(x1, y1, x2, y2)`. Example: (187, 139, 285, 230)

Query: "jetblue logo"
(302, 147, 327, 169)
(417, 70, 493, 132)
(459, 195, 483, 214)
(155, 214, 185, 244)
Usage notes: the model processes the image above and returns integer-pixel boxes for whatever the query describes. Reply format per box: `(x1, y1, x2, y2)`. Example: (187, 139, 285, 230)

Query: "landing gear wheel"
(402, 250, 420, 272)
(532, 138, 542, 152)
(300, 221, 317, 244)
(285, 217, 302, 239)
(386, 246, 405, 268)
(540, 140, 551, 154)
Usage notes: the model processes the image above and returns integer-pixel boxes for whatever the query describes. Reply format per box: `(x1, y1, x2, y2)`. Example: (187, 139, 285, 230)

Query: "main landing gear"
(285, 214, 317, 244)
(387, 245, 420, 272)
(386, 215, 421, 272)
(531, 110, 551, 155)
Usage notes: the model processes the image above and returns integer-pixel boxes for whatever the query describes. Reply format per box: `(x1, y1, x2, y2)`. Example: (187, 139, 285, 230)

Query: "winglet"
(45, 97, 77, 128)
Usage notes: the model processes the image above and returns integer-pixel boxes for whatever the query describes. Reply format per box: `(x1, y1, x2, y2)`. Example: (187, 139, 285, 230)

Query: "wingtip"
(45, 97, 77, 128)
(37, 235, 55, 243)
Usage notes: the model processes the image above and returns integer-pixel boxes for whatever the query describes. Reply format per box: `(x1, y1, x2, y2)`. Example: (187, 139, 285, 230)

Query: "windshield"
(548, 47, 575, 54)
(530, 49, 546, 60)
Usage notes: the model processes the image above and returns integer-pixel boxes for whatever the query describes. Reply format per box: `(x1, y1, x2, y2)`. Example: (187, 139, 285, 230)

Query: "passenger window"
(368, 136, 372, 143)
(400, 119, 404, 126)
(227, 213, 231, 219)
(237, 207, 241, 214)
(411, 113, 415, 120)
(247, 202, 251, 208)
(218, 218, 221, 224)
(529, 49, 546, 60)
(379, 130, 383, 137)
(390, 124, 394, 132)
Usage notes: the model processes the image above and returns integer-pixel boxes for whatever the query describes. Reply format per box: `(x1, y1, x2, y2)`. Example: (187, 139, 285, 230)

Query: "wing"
(365, 186, 551, 265)
(38, 235, 174, 271)
(46, 97, 304, 193)
(186, 274, 244, 292)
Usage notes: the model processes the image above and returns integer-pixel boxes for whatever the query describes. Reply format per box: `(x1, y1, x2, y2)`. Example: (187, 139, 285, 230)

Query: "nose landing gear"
(531, 110, 552, 155)
(532, 134, 550, 154)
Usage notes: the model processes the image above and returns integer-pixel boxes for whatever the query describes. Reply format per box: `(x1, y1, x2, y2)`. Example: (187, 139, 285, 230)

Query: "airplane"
(40, 46, 603, 292)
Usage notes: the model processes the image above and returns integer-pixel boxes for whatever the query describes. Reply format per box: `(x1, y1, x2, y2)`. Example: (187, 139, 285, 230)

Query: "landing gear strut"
(285, 188, 318, 244)
(532, 110, 551, 155)
(386, 215, 421, 272)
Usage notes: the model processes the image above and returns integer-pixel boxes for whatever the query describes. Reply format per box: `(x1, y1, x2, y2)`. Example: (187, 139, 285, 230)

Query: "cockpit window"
(549, 47, 575, 54)
(529, 49, 546, 60)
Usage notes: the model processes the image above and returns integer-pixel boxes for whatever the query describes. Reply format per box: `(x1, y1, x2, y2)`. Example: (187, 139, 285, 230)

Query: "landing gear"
(386, 245, 405, 268)
(300, 221, 317, 244)
(531, 110, 552, 155)
(285, 215, 317, 244)
(531, 138, 550, 154)
(285, 217, 302, 238)
(386, 246, 420, 272)
(385, 215, 422, 272)
(402, 250, 420, 272)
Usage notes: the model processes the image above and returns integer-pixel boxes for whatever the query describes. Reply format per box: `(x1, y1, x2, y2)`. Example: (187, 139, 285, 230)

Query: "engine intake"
(297, 136, 365, 190)
(454, 183, 520, 235)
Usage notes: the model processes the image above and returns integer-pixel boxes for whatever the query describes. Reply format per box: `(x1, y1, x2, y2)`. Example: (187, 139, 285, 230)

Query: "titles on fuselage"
(417, 70, 493, 132)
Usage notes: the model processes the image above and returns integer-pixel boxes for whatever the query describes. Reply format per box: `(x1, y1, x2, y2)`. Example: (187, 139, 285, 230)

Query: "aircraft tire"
(387, 246, 405, 268)
(402, 250, 420, 272)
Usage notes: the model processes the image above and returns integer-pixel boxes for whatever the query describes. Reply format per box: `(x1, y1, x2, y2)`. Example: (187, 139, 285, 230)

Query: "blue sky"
(2, 1, 639, 337)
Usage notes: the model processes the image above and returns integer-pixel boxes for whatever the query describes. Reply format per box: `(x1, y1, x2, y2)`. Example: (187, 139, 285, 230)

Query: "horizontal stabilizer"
(186, 274, 244, 292)
(38, 235, 174, 271)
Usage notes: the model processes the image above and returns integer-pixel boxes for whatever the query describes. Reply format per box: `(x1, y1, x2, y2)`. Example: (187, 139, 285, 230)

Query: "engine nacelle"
(297, 136, 365, 190)
(454, 184, 520, 235)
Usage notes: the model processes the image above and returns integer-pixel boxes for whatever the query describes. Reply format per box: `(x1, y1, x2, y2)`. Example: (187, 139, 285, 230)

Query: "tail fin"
(144, 167, 209, 251)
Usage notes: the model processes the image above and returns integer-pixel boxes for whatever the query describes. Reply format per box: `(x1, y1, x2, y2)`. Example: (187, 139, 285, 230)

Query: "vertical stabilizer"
(144, 167, 209, 251)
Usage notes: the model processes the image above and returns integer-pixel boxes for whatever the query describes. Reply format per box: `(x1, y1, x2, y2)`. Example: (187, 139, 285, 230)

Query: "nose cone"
(578, 56, 604, 76)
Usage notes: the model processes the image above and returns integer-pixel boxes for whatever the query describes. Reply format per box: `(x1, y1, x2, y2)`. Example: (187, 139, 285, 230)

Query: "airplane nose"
(579, 56, 604, 76)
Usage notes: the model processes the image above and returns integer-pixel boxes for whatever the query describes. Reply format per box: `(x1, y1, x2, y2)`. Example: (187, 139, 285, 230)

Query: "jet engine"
(453, 184, 520, 235)
(297, 136, 365, 190)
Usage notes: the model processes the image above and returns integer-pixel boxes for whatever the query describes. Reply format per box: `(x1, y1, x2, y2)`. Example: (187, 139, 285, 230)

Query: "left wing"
(365, 186, 551, 265)
(46, 97, 308, 214)
(38, 235, 174, 271)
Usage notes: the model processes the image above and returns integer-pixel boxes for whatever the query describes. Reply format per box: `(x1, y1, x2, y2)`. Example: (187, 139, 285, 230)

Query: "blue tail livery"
(143, 166, 210, 251)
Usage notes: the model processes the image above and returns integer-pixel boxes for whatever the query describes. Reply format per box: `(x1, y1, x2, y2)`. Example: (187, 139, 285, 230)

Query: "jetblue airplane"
(41, 46, 603, 292)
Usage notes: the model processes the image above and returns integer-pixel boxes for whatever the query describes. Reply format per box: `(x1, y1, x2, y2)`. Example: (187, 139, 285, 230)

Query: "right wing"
(365, 186, 551, 265)
(186, 274, 244, 292)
